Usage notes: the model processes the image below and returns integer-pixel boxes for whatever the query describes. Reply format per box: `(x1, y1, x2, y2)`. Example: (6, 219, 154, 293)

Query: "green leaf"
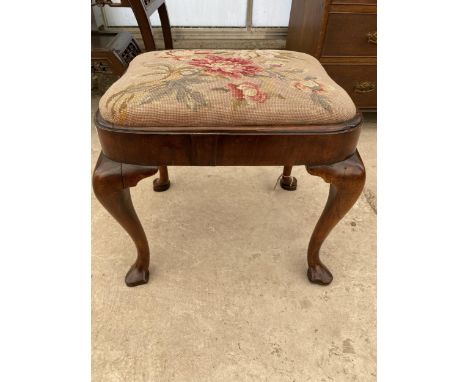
(310, 92, 332, 113)
(231, 99, 244, 111)
(271, 93, 286, 99)
(188, 90, 208, 111)
(212, 87, 230, 92)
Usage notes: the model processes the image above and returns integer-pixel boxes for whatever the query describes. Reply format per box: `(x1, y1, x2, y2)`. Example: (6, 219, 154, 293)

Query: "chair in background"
(92, 0, 172, 191)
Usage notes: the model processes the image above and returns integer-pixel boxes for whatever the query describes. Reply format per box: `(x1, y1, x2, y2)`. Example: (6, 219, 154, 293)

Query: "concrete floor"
(91, 94, 376, 381)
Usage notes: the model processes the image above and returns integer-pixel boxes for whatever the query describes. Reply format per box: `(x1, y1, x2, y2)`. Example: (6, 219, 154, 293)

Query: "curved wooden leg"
(93, 153, 158, 287)
(280, 165, 297, 191)
(305, 151, 366, 285)
(153, 165, 171, 192)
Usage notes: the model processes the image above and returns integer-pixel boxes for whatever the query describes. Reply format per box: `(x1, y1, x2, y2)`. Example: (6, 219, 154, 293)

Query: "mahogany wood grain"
(329, 3, 376, 13)
(93, 109, 365, 287)
(323, 64, 377, 109)
(322, 12, 376, 57)
(93, 111, 365, 286)
(306, 151, 365, 284)
(332, 0, 376, 3)
(92, 153, 158, 286)
(95, 112, 362, 167)
(320, 56, 376, 65)
(286, 0, 329, 57)
(286, 0, 377, 110)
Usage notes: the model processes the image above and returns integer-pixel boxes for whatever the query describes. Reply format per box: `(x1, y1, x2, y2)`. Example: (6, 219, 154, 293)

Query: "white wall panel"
(104, 0, 248, 27)
(104, 8, 142, 27)
(252, 0, 292, 27)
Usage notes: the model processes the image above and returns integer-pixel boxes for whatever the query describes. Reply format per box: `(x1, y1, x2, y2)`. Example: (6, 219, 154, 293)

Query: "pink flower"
(226, 82, 267, 103)
(294, 80, 323, 91)
(189, 55, 262, 78)
(293, 78, 335, 93)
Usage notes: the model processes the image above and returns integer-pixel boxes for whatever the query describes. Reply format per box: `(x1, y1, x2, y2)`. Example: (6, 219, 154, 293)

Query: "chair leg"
(154, 2, 173, 190)
(93, 153, 158, 287)
(305, 151, 366, 285)
(280, 165, 297, 191)
(153, 165, 171, 192)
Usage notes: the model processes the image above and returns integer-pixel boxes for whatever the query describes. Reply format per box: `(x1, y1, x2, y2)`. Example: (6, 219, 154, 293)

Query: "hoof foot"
(153, 178, 170, 192)
(307, 264, 333, 285)
(125, 265, 149, 287)
(280, 176, 297, 191)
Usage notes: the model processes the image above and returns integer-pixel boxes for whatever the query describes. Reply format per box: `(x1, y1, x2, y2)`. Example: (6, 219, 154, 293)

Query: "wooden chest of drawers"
(286, 0, 377, 110)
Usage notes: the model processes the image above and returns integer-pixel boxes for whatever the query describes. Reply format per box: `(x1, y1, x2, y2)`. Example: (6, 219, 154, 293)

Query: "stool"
(93, 49, 366, 287)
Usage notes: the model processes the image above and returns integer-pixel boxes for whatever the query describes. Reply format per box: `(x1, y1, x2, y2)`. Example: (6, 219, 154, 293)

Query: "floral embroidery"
(158, 50, 211, 60)
(235, 51, 261, 59)
(234, 50, 305, 61)
(292, 77, 333, 112)
(263, 60, 284, 68)
(212, 81, 286, 110)
(293, 78, 335, 92)
(226, 82, 267, 107)
(257, 51, 288, 59)
(105, 64, 211, 121)
(188, 55, 262, 78)
(294, 79, 322, 91)
(104, 50, 337, 123)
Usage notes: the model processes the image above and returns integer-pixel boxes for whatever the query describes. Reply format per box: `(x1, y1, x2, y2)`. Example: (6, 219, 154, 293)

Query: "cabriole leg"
(280, 165, 297, 191)
(153, 165, 171, 192)
(305, 151, 366, 285)
(93, 153, 158, 287)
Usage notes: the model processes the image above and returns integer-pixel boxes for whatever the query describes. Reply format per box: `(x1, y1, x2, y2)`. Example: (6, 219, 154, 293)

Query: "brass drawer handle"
(354, 81, 376, 93)
(367, 31, 377, 44)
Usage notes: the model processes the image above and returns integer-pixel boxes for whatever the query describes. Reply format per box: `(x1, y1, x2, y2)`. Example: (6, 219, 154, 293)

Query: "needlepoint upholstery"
(99, 50, 356, 128)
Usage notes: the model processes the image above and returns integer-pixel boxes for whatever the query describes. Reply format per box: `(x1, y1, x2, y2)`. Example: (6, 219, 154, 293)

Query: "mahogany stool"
(93, 49, 366, 287)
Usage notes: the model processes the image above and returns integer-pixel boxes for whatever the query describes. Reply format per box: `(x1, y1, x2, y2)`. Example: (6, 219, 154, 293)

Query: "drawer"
(324, 64, 377, 109)
(322, 13, 377, 57)
(332, 0, 376, 4)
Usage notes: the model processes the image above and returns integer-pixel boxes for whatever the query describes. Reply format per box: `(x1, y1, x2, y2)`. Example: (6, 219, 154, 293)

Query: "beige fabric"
(99, 50, 356, 128)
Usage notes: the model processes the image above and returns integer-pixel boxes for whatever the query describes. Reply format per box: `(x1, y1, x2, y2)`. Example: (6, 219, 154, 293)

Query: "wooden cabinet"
(286, 0, 377, 110)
